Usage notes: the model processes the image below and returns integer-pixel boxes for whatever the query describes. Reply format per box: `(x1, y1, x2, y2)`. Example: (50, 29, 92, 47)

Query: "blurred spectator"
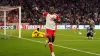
(0, 0, 100, 25)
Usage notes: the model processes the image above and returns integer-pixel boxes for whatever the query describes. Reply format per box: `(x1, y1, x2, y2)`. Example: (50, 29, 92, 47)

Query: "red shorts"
(45, 29, 56, 37)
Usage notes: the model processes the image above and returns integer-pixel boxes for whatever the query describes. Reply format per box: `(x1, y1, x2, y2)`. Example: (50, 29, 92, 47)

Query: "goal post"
(0, 6, 21, 38)
(18, 6, 21, 38)
(4, 11, 6, 35)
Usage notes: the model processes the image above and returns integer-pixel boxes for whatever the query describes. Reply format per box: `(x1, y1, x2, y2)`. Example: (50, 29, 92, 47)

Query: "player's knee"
(87, 33, 89, 37)
(52, 39, 54, 43)
(48, 37, 52, 42)
(52, 36, 55, 43)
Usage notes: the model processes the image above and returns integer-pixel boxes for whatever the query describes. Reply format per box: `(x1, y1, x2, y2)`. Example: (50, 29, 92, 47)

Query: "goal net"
(0, 6, 21, 38)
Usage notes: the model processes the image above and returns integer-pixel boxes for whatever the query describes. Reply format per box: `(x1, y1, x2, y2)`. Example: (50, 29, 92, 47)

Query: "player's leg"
(45, 36, 51, 47)
(45, 35, 55, 47)
(49, 30, 55, 56)
(45, 29, 50, 47)
(87, 32, 90, 39)
(52, 35, 55, 43)
(48, 36, 54, 52)
(76, 25, 82, 34)
(76, 25, 79, 31)
(51, 31, 56, 56)
(46, 36, 55, 56)
(45, 29, 55, 46)
(52, 30, 55, 43)
(45, 36, 55, 46)
(45, 29, 55, 56)
(90, 32, 94, 39)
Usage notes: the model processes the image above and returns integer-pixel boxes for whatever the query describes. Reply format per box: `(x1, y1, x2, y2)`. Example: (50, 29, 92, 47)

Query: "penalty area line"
(21, 38, 100, 56)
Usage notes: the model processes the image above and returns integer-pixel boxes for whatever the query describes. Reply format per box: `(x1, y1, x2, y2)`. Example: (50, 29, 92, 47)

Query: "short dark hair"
(37, 28, 39, 31)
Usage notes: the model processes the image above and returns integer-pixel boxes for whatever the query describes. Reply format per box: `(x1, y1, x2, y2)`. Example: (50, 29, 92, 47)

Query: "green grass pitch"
(0, 29, 100, 56)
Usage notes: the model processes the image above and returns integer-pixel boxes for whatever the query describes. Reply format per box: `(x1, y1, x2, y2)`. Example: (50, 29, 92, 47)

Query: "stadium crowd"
(0, 0, 100, 25)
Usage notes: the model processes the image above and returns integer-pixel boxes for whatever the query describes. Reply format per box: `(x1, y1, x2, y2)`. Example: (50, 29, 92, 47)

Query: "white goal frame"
(0, 6, 21, 38)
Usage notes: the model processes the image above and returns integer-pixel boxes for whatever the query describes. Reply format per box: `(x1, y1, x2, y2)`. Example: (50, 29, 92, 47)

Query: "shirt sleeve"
(56, 14, 60, 20)
(43, 12, 48, 17)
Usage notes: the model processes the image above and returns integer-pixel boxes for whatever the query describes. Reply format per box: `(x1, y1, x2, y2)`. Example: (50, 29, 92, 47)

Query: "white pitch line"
(59, 40, 100, 42)
(21, 38, 100, 56)
(54, 45, 100, 56)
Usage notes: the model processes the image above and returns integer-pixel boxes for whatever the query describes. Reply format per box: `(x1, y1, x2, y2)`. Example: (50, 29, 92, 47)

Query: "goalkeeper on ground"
(32, 28, 45, 38)
(87, 25, 94, 39)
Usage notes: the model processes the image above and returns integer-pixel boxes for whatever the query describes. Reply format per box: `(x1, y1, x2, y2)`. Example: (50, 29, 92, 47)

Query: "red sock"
(49, 42, 53, 52)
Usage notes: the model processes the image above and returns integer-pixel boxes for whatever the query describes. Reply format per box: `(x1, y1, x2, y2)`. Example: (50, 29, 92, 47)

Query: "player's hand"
(53, 19, 60, 23)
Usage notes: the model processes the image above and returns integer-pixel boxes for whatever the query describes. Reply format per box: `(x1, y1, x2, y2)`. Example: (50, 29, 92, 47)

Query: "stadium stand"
(0, 0, 100, 25)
